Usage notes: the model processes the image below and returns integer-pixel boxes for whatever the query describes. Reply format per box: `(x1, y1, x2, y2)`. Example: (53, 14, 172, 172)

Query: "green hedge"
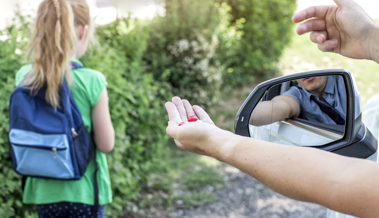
(217, 0, 297, 85)
(144, 0, 223, 107)
(0, 14, 35, 218)
(144, 0, 296, 104)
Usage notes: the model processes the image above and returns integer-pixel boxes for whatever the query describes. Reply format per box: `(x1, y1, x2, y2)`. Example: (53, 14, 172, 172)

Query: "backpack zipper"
(71, 128, 78, 138)
(64, 109, 78, 139)
(11, 143, 66, 159)
(52, 147, 57, 158)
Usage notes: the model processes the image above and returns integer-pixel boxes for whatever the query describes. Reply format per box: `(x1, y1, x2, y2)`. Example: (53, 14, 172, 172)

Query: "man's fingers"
(317, 39, 339, 52)
(172, 96, 188, 121)
(296, 19, 326, 35)
(333, 0, 356, 8)
(293, 5, 336, 23)
(310, 31, 328, 43)
(182, 99, 196, 118)
(193, 105, 215, 125)
(165, 102, 183, 124)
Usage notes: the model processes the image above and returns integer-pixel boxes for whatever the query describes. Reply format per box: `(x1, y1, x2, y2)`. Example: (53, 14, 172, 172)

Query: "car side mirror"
(234, 69, 377, 158)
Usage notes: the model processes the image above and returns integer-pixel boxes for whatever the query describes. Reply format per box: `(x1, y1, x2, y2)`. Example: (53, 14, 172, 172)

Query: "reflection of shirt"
(282, 75, 346, 125)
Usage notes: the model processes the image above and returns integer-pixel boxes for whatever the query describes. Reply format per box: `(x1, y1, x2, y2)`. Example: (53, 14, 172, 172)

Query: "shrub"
(0, 14, 36, 218)
(144, 0, 223, 107)
(217, 0, 297, 85)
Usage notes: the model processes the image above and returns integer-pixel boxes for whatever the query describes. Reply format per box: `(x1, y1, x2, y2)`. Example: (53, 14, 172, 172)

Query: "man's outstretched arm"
(166, 97, 379, 218)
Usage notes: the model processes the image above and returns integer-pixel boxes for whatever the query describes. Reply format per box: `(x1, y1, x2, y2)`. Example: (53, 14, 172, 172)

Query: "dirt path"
(168, 166, 326, 218)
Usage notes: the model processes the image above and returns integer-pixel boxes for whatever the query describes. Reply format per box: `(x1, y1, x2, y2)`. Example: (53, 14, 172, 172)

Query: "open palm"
(165, 96, 219, 155)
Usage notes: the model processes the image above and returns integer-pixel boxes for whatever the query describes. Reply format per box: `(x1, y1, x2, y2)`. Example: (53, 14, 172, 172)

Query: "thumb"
(166, 120, 179, 139)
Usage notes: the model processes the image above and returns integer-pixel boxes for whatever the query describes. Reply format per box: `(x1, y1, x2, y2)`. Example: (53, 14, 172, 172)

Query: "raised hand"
(293, 0, 379, 62)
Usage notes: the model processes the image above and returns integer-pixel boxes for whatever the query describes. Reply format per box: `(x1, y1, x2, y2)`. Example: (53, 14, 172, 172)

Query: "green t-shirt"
(15, 59, 112, 205)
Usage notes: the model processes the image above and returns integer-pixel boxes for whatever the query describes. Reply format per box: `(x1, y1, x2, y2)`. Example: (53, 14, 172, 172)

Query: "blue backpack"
(9, 62, 99, 212)
(9, 62, 95, 180)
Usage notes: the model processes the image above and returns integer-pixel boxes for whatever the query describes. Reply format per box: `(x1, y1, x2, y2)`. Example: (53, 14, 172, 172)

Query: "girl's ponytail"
(24, 0, 90, 109)
(53, 0, 64, 54)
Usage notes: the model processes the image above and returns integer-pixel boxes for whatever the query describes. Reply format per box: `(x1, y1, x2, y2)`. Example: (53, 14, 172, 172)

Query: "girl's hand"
(293, 0, 379, 62)
(165, 96, 231, 156)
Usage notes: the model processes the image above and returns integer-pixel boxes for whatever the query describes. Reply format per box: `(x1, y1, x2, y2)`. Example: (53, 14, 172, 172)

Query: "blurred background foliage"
(217, 0, 297, 85)
(145, 0, 222, 107)
(0, 13, 35, 218)
(0, 0, 296, 217)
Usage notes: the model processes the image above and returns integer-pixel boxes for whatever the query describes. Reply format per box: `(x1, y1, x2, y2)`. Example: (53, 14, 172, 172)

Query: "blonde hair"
(23, 0, 92, 109)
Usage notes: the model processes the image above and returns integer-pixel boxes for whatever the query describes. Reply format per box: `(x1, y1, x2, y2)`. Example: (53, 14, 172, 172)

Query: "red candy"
(188, 115, 198, 122)
(178, 116, 199, 126)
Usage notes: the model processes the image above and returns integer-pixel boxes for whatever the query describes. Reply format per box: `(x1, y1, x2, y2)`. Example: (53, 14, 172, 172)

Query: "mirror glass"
(249, 75, 346, 146)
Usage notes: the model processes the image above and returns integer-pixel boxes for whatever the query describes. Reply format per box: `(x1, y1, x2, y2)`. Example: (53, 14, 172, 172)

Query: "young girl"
(15, 0, 114, 217)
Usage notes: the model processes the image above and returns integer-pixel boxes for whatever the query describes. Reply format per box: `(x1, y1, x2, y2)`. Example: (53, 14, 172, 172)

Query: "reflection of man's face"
(296, 76, 328, 96)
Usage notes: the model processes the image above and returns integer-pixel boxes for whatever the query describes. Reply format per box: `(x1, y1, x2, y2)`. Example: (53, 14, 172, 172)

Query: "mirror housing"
(235, 69, 377, 158)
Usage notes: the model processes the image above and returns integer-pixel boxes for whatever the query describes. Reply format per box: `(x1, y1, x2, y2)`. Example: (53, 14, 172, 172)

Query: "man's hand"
(293, 0, 379, 62)
(165, 96, 230, 156)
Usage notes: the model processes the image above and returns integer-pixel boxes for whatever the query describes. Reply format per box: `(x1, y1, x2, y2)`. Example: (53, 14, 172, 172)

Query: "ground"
(137, 164, 326, 218)
(169, 166, 326, 218)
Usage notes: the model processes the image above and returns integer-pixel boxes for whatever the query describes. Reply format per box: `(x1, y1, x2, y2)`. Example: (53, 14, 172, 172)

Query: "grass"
(278, 28, 379, 105)
(131, 143, 225, 215)
(174, 191, 219, 209)
(182, 167, 224, 190)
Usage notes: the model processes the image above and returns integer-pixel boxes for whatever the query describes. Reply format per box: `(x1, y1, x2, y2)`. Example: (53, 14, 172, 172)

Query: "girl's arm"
(92, 88, 115, 153)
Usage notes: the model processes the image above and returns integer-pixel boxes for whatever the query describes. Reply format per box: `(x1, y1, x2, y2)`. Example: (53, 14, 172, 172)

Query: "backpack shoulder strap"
(71, 61, 99, 214)
(71, 61, 84, 70)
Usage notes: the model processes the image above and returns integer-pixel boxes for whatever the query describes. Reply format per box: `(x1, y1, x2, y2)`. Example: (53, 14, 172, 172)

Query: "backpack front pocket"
(9, 129, 75, 179)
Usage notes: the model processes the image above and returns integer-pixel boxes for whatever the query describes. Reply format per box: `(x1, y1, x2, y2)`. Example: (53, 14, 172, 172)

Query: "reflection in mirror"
(249, 75, 346, 147)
